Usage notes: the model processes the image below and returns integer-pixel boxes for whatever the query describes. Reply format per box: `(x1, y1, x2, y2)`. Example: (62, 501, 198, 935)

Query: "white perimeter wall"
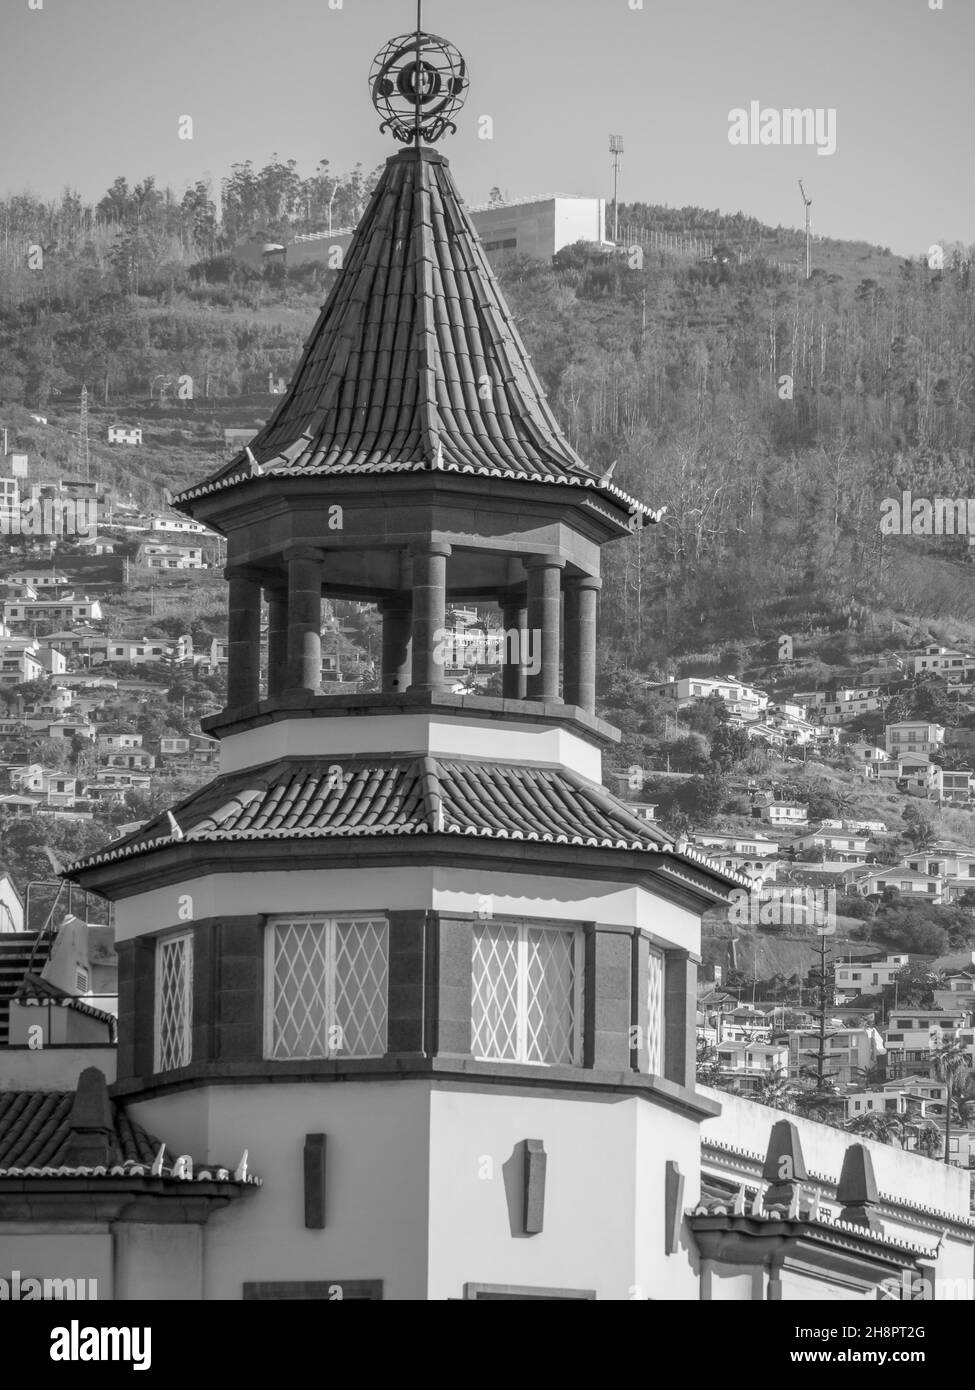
(701, 1088, 975, 1294)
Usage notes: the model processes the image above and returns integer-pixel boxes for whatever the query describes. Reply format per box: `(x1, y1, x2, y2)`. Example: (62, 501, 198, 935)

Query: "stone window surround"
(462, 1283, 596, 1300)
(115, 910, 701, 1107)
(243, 1280, 383, 1300)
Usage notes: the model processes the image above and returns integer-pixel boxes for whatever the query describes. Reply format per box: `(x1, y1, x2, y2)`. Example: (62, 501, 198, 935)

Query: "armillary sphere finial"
(369, 11, 468, 146)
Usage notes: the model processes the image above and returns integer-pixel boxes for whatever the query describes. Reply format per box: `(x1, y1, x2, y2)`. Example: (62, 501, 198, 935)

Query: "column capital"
(525, 554, 566, 572)
(378, 595, 413, 614)
(499, 584, 529, 607)
(408, 540, 452, 560)
(564, 574, 602, 593)
(223, 564, 262, 583)
(282, 543, 326, 563)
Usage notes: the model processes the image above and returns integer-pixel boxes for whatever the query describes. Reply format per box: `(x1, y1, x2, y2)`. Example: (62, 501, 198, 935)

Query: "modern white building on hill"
(236, 194, 609, 272)
(461, 194, 607, 258)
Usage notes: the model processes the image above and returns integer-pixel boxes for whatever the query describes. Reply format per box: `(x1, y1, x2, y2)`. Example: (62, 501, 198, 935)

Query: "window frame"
(154, 929, 193, 1073)
(470, 917, 585, 1067)
(645, 944, 665, 1076)
(263, 913, 389, 1062)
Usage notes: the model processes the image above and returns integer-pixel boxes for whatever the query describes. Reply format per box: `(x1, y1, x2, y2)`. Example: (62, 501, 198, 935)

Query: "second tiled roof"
(66, 755, 705, 873)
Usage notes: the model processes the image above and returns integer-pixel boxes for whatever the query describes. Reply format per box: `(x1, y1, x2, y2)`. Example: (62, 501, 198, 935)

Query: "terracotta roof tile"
(0, 1090, 156, 1171)
(0, 1084, 259, 1185)
(174, 149, 655, 522)
(65, 757, 749, 893)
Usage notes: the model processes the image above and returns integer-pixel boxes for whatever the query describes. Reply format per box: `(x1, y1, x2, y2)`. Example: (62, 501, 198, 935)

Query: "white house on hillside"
(885, 721, 946, 756)
(107, 426, 142, 445)
(648, 675, 768, 717)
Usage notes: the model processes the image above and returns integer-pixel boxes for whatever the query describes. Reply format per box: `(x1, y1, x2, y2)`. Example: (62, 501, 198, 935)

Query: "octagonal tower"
(66, 22, 744, 1301)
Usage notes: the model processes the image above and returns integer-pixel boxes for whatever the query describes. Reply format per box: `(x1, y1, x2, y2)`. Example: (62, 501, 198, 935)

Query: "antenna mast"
(798, 180, 812, 280)
(609, 135, 624, 244)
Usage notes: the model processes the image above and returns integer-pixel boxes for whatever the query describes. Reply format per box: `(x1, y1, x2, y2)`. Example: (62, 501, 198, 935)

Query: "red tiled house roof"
(0, 1090, 161, 1171)
(0, 1069, 260, 1186)
(174, 148, 652, 521)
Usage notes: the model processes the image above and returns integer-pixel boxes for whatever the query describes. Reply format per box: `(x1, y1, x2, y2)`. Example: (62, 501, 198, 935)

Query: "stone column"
(526, 556, 564, 703)
(563, 575, 601, 714)
(284, 546, 324, 693)
(225, 567, 262, 708)
(583, 925, 631, 1071)
(664, 949, 696, 1090)
(265, 586, 288, 699)
(501, 597, 528, 700)
(380, 598, 413, 694)
(408, 541, 451, 694)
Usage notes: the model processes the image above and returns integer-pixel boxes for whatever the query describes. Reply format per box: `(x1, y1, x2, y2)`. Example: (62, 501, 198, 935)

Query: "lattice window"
(155, 933, 193, 1072)
(266, 916, 388, 1060)
(646, 949, 664, 1075)
(472, 920, 583, 1066)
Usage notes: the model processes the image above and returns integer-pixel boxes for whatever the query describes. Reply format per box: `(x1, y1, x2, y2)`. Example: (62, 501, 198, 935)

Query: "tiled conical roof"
(175, 148, 651, 519)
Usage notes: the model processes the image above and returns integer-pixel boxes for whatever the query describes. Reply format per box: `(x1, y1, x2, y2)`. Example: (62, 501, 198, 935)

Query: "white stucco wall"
(113, 868, 701, 953)
(129, 1077, 704, 1300)
(0, 1046, 116, 1090)
(114, 1225, 203, 1301)
(130, 1082, 432, 1301)
(8, 1002, 110, 1047)
(217, 711, 603, 782)
(0, 1230, 112, 1300)
(428, 1083, 702, 1300)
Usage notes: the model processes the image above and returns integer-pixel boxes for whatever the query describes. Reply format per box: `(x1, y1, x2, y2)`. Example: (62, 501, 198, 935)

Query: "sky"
(0, 0, 971, 256)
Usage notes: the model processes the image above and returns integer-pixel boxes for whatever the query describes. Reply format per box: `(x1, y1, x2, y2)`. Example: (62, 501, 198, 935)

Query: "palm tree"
(908, 1120, 944, 1160)
(844, 1110, 904, 1147)
(948, 1076, 975, 1142)
(932, 1041, 973, 1164)
(755, 1069, 798, 1111)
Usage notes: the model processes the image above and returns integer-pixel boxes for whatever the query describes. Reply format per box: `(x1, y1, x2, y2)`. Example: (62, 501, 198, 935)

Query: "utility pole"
(609, 135, 624, 244)
(806, 932, 839, 1093)
(78, 385, 90, 483)
(798, 180, 812, 280)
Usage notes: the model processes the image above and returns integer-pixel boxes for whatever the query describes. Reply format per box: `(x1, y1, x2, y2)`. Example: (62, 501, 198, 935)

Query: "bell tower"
(67, 17, 743, 1301)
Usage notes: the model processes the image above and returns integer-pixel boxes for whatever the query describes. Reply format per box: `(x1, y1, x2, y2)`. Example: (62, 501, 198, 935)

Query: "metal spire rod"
(414, 0, 422, 148)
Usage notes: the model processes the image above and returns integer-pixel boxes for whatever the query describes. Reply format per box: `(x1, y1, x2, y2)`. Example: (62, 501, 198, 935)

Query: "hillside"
(1, 172, 974, 671)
